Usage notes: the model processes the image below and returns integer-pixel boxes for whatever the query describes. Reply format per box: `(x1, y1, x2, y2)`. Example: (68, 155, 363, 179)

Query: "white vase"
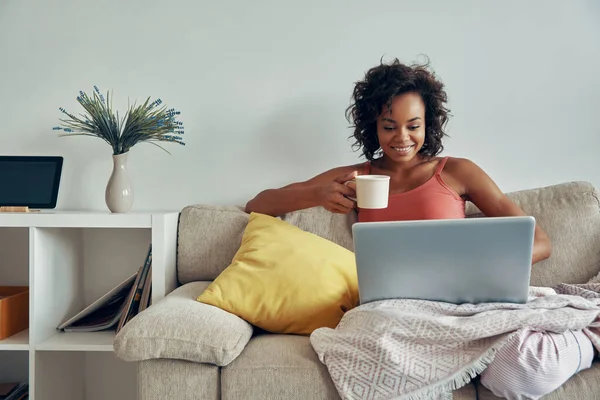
(105, 152, 134, 213)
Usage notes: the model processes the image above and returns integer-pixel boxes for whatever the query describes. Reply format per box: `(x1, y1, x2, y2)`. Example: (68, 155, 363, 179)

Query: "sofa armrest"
(114, 281, 253, 366)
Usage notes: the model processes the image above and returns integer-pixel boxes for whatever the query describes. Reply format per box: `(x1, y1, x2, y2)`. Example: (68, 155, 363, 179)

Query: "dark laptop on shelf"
(0, 156, 63, 210)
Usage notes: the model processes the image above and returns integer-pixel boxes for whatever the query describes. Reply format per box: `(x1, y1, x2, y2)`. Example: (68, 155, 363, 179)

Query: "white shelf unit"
(0, 211, 179, 400)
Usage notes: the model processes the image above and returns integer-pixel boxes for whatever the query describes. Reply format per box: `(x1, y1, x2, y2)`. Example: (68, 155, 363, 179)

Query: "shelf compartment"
(35, 351, 136, 400)
(0, 350, 29, 385)
(0, 227, 29, 286)
(31, 227, 151, 348)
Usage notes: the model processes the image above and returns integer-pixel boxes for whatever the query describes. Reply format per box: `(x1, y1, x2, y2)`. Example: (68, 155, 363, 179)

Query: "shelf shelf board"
(36, 330, 116, 352)
(0, 329, 29, 350)
(0, 210, 178, 228)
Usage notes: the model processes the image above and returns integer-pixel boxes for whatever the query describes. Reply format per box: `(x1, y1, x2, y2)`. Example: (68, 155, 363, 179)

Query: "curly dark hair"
(346, 57, 450, 161)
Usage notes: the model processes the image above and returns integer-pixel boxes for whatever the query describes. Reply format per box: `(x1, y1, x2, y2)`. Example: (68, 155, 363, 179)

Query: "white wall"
(0, 0, 598, 212)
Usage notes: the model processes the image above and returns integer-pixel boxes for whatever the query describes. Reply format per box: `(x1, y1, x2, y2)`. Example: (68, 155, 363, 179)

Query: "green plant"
(53, 86, 185, 155)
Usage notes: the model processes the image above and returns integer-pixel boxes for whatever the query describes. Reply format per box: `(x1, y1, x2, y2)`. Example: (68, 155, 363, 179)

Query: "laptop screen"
(0, 156, 63, 208)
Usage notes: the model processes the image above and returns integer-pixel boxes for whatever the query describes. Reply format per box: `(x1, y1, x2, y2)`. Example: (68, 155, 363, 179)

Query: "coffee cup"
(346, 175, 390, 209)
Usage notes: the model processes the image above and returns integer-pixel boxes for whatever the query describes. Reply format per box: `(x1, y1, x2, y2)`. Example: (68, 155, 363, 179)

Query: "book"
(57, 244, 153, 332)
(138, 264, 152, 313)
(116, 244, 152, 333)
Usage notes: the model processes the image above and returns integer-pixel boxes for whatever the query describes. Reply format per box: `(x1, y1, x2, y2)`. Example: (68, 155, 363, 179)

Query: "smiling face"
(376, 92, 426, 164)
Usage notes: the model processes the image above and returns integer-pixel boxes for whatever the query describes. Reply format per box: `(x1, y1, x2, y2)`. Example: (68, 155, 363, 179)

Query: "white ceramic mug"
(347, 175, 390, 209)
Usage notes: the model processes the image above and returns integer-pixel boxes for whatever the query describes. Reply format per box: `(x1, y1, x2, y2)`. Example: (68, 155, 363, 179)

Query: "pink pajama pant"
(480, 329, 597, 400)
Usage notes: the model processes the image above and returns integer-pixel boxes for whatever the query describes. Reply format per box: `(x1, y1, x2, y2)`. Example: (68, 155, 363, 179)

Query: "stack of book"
(57, 245, 153, 333)
(0, 381, 28, 400)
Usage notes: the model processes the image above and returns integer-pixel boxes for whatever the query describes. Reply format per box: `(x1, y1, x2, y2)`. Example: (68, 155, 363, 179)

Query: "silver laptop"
(352, 216, 535, 305)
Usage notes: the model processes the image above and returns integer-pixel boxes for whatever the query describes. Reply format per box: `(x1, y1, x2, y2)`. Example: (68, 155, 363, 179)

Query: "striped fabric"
(480, 329, 596, 400)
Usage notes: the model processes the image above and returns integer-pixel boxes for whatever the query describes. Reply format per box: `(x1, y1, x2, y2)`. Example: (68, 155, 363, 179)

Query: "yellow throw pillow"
(197, 212, 359, 335)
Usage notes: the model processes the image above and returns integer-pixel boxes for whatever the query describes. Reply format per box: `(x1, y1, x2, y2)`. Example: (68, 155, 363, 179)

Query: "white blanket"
(310, 283, 600, 400)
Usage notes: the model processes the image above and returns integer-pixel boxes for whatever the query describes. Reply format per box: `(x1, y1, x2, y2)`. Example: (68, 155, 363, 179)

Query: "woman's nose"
(397, 128, 411, 141)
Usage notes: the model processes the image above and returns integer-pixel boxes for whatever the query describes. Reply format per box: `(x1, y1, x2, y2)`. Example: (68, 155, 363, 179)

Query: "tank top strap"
(435, 156, 450, 175)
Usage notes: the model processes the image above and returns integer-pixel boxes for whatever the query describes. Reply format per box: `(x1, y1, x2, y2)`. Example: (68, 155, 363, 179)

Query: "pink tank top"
(358, 156, 466, 222)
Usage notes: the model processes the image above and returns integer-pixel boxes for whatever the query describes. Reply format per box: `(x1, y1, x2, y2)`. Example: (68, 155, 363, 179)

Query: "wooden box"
(0, 286, 29, 340)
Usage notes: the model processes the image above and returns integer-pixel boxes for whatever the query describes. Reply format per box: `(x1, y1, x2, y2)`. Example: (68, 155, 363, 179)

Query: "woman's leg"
(480, 329, 595, 400)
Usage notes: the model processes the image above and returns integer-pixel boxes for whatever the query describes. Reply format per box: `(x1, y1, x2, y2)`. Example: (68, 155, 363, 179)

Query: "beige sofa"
(114, 181, 600, 400)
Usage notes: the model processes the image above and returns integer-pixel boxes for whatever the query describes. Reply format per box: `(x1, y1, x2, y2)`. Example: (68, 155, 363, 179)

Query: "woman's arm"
(447, 158, 552, 265)
(245, 166, 360, 217)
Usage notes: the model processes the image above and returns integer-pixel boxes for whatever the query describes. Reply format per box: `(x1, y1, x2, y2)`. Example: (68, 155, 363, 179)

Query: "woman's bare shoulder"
(443, 157, 485, 175)
(439, 157, 484, 195)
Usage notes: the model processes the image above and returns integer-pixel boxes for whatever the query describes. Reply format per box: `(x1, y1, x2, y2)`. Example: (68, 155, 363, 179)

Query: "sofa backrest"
(176, 181, 600, 288)
(466, 181, 600, 287)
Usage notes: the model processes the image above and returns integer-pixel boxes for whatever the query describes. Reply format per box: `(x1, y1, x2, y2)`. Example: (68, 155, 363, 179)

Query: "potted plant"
(53, 86, 184, 213)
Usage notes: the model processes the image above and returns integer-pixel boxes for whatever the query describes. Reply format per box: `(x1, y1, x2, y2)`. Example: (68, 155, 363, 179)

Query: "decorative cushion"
(114, 281, 253, 366)
(197, 212, 359, 335)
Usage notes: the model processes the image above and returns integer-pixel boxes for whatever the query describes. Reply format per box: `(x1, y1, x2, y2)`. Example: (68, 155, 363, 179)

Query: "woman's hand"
(316, 171, 358, 214)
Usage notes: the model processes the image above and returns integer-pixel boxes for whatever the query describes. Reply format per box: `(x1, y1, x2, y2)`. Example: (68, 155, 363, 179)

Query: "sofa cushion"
(281, 206, 356, 252)
(138, 358, 219, 400)
(114, 281, 253, 366)
(466, 181, 600, 287)
(221, 334, 339, 400)
(221, 333, 477, 400)
(177, 205, 249, 283)
(197, 212, 359, 335)
(475, 362, 600, 400)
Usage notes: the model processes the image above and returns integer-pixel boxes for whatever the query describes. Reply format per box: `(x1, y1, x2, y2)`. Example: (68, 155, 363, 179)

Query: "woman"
(245, 58, 596, 399)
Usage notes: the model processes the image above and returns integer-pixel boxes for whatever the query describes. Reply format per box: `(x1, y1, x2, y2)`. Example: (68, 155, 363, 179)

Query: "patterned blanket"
(310, 283, 600, 400)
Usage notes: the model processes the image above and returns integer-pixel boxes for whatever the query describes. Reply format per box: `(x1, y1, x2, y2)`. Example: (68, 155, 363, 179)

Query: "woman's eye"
(409, 125, 421, 131)
(383, 126, 394, 131)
